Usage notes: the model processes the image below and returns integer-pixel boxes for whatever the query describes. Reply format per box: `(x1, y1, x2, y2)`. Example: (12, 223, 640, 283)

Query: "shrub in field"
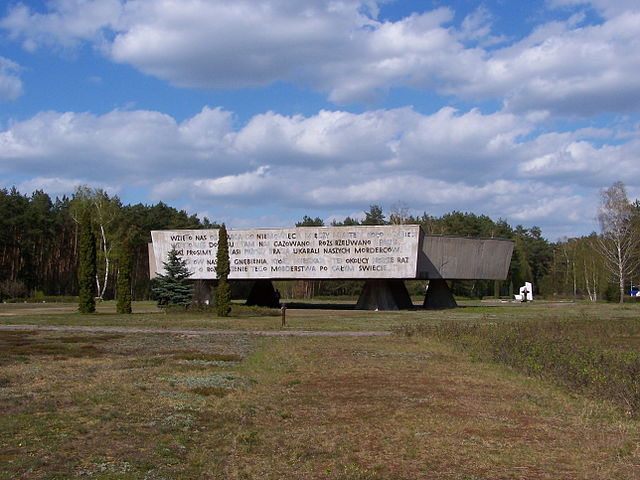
(406, 317, 640, 416)
(604, 283, 621, 302)
(78, 210, 97, 313)
(216, 224, 231, 317)
(152, 248, 193, 309)
(116, 238, 132, 314)
(0, 280, 28, 300)
(4, 295, 78, 303)
(166, 303, 279, 317)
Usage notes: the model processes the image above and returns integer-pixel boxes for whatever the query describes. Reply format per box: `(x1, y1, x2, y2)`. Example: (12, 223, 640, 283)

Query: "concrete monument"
(514, 282, 533, 302)
(150, 225, 514, 310)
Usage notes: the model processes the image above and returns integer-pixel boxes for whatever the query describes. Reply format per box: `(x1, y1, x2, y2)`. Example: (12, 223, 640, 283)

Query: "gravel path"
(0, 324, 392, 337)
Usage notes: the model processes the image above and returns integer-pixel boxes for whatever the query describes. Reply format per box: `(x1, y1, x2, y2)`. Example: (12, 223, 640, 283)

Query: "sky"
(1, 0, 640, 240)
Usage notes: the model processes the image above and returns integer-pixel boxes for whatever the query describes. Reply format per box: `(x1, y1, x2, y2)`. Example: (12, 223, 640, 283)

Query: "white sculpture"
(514, 282, 533, 302)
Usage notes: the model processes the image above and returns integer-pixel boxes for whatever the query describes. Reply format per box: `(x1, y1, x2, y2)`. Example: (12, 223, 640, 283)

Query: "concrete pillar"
(246, 279, 281, 308)
(423, 278, 457, 309)
(355, 279, 414, 310)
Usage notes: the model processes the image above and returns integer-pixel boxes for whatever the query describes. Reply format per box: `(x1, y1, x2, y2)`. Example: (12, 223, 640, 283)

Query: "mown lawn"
(0, 302, 639, 479)
(1, 299, 638, 331)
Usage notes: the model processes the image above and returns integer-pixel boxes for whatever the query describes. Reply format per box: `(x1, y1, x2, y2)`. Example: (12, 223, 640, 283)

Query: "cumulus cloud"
(0, 104, 536, 185)
(112, 0, 375, 91)
(391, 107, 530, 177)
(490, 12, 640, 115)
(0, 106, 238, 179)
(2, 103, 637, 237)
(234, 108, 415, 167)
(517, 130, 640, 186)
(0, 0, 121, 51)
(193, 166, 274, 198)
(15, 176, 117, 197)
(549, 0, 639, 18)
(4, 0, 640, 116)
(0, 57, 23, 100)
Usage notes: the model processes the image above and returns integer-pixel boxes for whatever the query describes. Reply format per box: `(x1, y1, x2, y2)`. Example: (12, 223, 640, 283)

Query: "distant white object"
(514, 282, 533, 302)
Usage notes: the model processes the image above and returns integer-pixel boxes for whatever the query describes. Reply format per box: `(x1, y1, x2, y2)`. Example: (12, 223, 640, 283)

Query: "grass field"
(1, 301, 639, 479)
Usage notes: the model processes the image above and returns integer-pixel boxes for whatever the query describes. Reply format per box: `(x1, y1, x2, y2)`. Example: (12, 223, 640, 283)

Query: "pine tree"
(216, 224, 231, 316)
(78, 209, 97, 313)
(116, 238, 132, 314)
(152, 248, 193, 308)
(362, 204, 386, 225)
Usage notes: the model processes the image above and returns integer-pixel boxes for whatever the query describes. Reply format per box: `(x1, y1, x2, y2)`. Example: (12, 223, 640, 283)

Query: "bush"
(4, 295, 78, 303)
(116, 239, 132, 314)
(165, 303, 279, 317)
(152, 248, 193, 309)
(0, 279, 28, 301)
(603, 282, 621, 302)
(78, 210, 97, 313)
(400, 317, 640, 416)
(215, 224, 231, 317)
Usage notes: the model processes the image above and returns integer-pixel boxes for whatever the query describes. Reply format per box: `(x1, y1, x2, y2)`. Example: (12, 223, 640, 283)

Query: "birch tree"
(70, 186, 121, 300)
(595, 181, 640, 303)
(576, 234, 606, 301)
(389, 202, 410, 225)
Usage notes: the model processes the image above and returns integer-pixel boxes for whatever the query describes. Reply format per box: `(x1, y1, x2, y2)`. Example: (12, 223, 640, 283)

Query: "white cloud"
(517, 131, 640, 185)
(0, 0, 122, 51)
(549, 0, 639, 18)
(0, 57, 23, 101)
(193, 166, 272, 197)
(3, 0, 640, 117)
(306, 176, 475, 206)
(2, 103, 639, 238)
(178, 106, 235, 151)
(234, 108, 412, 166)
(392, 107, 530, 177)
(456, 6, 507, 48)
(222, 213, 292, 230)
(110, 0, 374, 91)
(15, 176, 118, 197)
(492, 12, 640, 115)
(508, 194, 585, 223)
(0, 106, 237, 178)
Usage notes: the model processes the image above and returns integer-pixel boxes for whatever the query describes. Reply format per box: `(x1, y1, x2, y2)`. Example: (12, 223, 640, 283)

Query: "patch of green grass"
(1, 299, 639, 333)
(0, 331, 108, 364)
(172, 352, 243, 362)
(0, 329, 255, 479)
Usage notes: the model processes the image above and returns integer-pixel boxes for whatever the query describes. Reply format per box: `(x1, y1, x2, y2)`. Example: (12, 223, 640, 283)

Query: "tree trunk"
(96, 223, 110, 299)
(618, 243, 624, 303)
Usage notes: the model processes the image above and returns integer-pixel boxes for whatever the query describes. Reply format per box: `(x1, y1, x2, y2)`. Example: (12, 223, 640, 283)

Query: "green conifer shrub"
(78, 210, 97, 313)
(216, 224, 231, 317)
(152, 248, 193, 308)
(116, 238, 132, 314)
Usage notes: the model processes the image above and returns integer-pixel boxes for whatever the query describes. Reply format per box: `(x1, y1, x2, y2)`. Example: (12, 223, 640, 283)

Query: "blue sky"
(1, 0, 640, 240)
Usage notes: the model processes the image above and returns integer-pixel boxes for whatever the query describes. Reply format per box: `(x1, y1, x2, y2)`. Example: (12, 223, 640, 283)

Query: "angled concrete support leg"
(423, 279, 457, 309)
(246, 280, 281, 308)
(356, 279, 414, 310)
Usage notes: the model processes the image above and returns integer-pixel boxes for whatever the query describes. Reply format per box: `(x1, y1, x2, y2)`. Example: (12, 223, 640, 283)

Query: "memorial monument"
(149, 225, 514, 310)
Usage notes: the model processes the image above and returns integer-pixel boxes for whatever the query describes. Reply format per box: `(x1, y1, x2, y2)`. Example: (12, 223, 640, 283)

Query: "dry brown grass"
(1, 305, 639, 479)
(225, 336, 640, 479)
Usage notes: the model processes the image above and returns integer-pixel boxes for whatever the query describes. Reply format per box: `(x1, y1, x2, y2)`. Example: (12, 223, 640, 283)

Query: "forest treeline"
(0, 186, 215, 301)
(295, 205, 548, 299)
(1, 183, 638, 302)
